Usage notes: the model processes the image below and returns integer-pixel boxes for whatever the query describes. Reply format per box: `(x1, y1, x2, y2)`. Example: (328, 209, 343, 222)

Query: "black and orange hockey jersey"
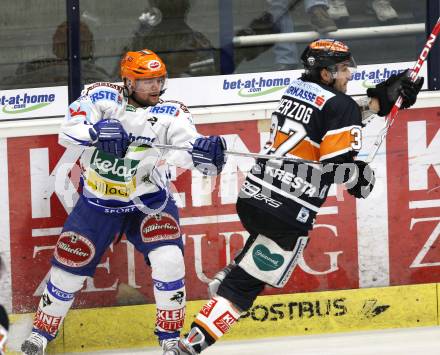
(238, 78, 363, 232)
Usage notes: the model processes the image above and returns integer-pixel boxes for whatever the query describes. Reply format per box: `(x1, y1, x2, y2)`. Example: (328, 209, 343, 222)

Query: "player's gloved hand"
(191, 136, 227, 176)
(89, 119, 129, 158)
(367, 69, 424, 116)
(345, 160, 375, 199)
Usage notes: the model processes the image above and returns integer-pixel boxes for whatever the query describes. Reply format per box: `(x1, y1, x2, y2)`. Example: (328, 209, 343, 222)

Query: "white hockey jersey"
(59, 82, 200, 213)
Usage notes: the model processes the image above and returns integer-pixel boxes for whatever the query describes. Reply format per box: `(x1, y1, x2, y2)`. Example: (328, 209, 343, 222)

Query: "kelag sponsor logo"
(90, 150, 139, 182)
(351, 67, 406, 88)
(0, 92, 55, 114)
(223, 76, 291, 97)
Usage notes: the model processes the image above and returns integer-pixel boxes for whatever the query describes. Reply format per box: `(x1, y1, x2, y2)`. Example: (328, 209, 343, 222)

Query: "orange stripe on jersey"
(194, 318, 219, 340)
(273, 131, 320, 161)
(320, 129, 354, 159)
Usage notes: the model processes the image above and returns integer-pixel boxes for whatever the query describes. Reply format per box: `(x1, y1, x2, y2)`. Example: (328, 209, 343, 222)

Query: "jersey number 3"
(351, 127, 362, 150)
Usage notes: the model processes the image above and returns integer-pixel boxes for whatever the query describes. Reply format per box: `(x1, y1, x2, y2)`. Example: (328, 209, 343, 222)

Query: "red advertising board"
(9, 107, 439, 313)
(387, 107, 440, 285)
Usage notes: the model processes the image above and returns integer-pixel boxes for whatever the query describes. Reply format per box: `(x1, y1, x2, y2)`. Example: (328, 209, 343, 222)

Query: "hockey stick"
(153, 143, 319, 164)
(365, 16, 440, 164)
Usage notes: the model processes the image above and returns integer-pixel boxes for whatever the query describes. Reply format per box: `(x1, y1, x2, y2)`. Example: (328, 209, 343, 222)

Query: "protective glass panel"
(0, 1, 67, 89)
(233, 0, 427, 73)
(80, 0, 221, 83)
(0, 0, 430, 88)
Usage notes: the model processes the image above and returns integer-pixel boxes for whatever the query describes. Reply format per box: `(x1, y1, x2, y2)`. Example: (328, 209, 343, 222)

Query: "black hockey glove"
(367, 70, 424, 116)
(345, 160, 375, 199)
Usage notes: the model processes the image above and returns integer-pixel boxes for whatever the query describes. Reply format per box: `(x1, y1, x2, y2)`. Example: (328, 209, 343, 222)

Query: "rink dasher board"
(6, 283, 440, 354)
(0, 61, 428, 122)
(1, 92, 439, 353)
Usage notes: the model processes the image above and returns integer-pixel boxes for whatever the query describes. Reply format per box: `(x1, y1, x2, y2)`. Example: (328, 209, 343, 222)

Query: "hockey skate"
(160, 338, 179, 353)
(163, 338, 198, 355)
(21, 332, 48, 355)
(163, 326, 210, 355)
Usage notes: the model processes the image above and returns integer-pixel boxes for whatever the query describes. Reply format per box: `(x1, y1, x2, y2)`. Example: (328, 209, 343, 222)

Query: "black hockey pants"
(217, 198, 308, 311)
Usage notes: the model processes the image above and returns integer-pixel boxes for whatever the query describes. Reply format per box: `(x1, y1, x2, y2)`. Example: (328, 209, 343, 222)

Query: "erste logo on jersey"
(285, 80, 335, 110)
(150, 105, 178, 116)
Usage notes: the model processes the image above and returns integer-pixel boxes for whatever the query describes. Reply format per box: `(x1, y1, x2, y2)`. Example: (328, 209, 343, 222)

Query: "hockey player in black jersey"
(164, 39, 424, 355)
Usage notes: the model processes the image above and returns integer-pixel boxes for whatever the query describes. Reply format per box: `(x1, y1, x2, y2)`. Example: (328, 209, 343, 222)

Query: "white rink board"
(0, 61, 428, 121)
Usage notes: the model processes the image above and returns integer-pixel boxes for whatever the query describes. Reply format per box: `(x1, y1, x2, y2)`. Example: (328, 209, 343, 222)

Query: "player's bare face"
(332, 64, 353, 93)
(132, 77, 166, 106)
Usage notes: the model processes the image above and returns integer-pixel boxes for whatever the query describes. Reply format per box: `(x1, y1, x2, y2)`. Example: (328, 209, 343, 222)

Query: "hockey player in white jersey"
(21, 49, 226, 355)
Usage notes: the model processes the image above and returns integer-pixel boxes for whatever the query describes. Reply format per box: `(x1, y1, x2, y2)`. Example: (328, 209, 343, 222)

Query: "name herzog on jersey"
(59, 83, 199, 212)
(239, 79, 363, 231)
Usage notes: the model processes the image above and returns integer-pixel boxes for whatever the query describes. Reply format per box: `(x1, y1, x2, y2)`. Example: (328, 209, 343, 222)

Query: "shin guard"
(149, 245, 186, 341)
(32, 267, 86, 340)
(193, 296, 241, 342)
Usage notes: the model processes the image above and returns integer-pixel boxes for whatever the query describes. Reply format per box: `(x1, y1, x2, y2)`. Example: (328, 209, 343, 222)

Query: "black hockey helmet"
(301, 39, 355, 70)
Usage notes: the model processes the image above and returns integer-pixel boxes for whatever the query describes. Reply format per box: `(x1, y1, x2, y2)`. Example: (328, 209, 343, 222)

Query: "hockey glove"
(89, 119, 129, 158)
(345, 160, 375, 199)
(367, 69, 424, 116)
(191, 136, 227, 176)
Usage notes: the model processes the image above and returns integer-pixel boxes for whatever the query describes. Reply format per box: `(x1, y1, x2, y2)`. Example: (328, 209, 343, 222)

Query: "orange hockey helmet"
(121, 49, 167, 80)
(301, 39, 355, 70)
(120, 49, 167, 94)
